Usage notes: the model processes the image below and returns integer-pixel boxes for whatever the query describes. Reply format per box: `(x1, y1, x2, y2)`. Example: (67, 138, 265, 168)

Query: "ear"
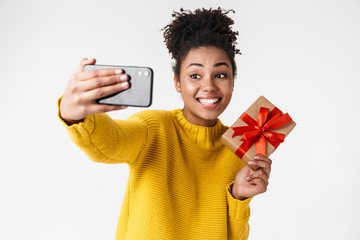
(174, 75, 181, 93)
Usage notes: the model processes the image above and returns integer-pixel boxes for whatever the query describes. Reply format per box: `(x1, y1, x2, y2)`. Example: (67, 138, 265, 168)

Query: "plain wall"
(1, 0, 359, 239)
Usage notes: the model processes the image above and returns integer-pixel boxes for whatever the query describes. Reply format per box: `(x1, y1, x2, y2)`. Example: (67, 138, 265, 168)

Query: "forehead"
(181, 46, 231, 67)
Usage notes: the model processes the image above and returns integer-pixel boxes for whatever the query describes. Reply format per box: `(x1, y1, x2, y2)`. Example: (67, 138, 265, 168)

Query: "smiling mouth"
(196, 98, 222, 106)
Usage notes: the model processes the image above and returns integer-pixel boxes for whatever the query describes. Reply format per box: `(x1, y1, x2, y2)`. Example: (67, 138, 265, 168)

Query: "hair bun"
(163, 7, 240, 60)
(162, 7, 240, 77)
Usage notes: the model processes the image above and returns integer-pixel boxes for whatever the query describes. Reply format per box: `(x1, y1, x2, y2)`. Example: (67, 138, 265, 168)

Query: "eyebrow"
(186, 62, 230, 69)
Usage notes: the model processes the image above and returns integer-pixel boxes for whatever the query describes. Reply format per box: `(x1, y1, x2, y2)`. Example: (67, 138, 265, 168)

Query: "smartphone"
(83, 64, 153, 107)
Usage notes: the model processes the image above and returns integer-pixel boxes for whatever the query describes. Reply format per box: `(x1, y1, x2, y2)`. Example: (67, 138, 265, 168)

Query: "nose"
(201, 76, 217, 92)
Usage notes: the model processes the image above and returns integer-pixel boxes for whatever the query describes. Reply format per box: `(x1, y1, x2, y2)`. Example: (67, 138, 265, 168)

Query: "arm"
(58, 105, 147, 164)
(58, 58, 147, 164)
(226, 184, 251, 240)
(227, 154, 272, 239)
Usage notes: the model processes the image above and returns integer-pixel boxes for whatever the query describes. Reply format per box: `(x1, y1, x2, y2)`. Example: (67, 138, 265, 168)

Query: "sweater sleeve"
(226, 183, 252, 240)
(58, 99, 147, 165)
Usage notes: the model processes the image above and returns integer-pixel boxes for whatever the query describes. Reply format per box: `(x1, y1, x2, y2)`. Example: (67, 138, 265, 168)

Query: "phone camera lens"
(143, 70, 150, 77)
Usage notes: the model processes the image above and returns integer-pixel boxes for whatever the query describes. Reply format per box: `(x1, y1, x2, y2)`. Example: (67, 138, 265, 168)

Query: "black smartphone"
(83, 64, 153, 107)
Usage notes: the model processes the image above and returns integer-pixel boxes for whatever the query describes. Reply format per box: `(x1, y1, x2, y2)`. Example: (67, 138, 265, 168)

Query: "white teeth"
(198, 98, 220, 105)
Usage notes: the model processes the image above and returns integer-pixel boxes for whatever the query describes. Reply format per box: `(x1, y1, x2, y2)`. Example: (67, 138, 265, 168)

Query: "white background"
(1, 0, 359, 239)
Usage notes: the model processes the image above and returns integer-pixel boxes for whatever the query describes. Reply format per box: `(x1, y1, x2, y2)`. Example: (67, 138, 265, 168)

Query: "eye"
(216, 73, 227, 78)
(190, 74, 201, 79)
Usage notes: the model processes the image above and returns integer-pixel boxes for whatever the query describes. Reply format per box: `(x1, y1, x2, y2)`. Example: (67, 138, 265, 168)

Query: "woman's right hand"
(59, 58, 130, 125)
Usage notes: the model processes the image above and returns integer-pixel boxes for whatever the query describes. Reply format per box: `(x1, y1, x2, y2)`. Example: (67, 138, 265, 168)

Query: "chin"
(199, 108, 224, 121)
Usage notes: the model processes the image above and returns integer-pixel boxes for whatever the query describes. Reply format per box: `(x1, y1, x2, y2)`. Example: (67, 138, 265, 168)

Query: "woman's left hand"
(231, 154, 272, 200)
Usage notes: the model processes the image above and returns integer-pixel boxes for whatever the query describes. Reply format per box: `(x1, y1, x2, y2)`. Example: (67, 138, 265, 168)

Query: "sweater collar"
(170, 109, 228, 151)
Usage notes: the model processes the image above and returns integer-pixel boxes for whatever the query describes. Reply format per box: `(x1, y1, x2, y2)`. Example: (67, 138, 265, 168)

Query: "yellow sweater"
(60, 109, 251, 239)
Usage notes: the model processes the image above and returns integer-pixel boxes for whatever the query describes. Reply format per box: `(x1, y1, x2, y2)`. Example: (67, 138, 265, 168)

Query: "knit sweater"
(59, 108, 251, 239)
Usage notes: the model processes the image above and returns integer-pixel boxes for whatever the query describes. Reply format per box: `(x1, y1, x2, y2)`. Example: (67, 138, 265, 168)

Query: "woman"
(59, 8, 272, 240)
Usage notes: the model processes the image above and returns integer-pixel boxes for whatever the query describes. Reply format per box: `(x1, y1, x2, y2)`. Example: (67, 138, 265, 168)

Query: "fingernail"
(120, 74, 128, 81)
(248, 161, 255, 165)
(254, 155, 260, 160)
(121, 82, 129, 88)
(246, 176, 250, 180)
(115, 69, 122, 74)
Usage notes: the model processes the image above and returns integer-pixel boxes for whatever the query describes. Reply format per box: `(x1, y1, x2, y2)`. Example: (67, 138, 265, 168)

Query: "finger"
(82, 81, 130, 101)
(75, 68, 124, 82)
(77, 58, 96, 73)
(248, 155, 272, 176)
(248, 177, 268, 194)
(256, 154, 272, 176)
(247, 169, 269, 185)
(78, 74, 129, 92)
(248, 159, 271, 171)
(254, 154, 272, 164)
(247, 164, 271, 179)
(87, 104, 128, 115)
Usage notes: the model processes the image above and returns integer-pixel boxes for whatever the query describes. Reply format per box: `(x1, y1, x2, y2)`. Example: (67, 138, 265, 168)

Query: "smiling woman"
(58, 7, 272, 240)
(175, 46, 234, 126)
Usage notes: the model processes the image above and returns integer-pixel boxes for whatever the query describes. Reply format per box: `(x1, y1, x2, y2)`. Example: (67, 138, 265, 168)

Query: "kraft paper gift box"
(221, 96, 296, 170)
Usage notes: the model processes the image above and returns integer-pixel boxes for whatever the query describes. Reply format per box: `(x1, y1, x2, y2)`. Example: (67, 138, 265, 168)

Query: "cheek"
(181, 80, 199, 96)
(221, 81, 234, 98)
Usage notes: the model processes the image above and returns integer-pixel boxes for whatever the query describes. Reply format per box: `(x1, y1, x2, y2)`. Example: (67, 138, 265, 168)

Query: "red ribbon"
(231, 107, 292, 159)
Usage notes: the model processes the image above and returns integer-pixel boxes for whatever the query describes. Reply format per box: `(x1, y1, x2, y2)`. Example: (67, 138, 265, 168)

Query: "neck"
(182, 109, 218, 127)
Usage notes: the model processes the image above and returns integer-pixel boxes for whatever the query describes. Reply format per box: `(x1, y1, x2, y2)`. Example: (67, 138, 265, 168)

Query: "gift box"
(221, 96, 296, 170)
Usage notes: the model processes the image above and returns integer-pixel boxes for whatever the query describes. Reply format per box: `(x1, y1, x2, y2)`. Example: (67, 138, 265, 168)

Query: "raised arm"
(59, 58, 147, 164)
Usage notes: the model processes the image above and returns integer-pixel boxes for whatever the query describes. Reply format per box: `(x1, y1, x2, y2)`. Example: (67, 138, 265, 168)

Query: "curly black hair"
(162, 7, 241, 78)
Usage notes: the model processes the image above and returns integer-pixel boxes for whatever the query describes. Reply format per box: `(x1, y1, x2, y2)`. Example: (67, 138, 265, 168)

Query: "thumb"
(77, 58, 96, 73)
(236, 165, 251, 180)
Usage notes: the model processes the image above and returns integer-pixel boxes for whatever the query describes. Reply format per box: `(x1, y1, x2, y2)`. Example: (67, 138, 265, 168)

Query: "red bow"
(231, 107, 292, 159)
